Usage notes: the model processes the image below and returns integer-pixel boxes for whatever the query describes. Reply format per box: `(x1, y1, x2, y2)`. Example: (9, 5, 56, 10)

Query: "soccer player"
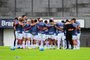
(13, 16, 22, 48)
(13, 17, 19, 47)
(16, 18, 24, 49)
(55, 21, 65, 49)
(37, 18, 46, 47)
(72, 18, 81, 49)
(64, 19, 75, 49)
(23, 19, 32, 48)
(44, 20, 49, 48)
(76, 21, 81, 49)
(71, 18, 78, 49)
(47, 19, 56, 48)
(30, 19, 39, 48)
(22, 15, 28, 43)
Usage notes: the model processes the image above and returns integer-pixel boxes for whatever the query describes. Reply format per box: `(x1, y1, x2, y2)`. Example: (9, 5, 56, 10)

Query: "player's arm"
(37, 25, 43, 30)
(31, 23, 36, 26)
(25, 26, 31, 31)
(13, 21, 16, 30)
(43, 26, 48, 30)
(55, 24, 63, 31)
(68, 25, 75, 31)
(13, 21, 18, 31)
(55, 25, 59, 30)
(77, 24, 80, 31)
(19, 21, 24, 26)
(58, 26, 64, 31)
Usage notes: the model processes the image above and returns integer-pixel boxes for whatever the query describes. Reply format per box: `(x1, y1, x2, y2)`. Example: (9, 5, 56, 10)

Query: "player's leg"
(77, 33, 81, 49)
(17, 33, 23, 49)
(48, 35, 52, 48)
(44, 34, 49, 49)
(27, 33, 32, 48)
(33, 35, 38, 48)
(15, 31, 19, 48)
(37, 33, 41, 47)
(49, 35, 53, 48)
(30, 35, 34, 48)
(35, 35, 39, 48)
(23, 32, 27, 48)
(61, 33, 66, 49)
(72, 35, 78, 49)
(52, 34, 56, 49)
(45, 35, 50, 48)
(40, 34, 44, 47)
(57, 34, 61, 49)
(32, 34, 39, 48)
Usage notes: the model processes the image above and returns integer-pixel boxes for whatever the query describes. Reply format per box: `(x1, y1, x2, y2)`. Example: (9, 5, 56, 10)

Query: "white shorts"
(15, 31, 19, 39)
(77, 33, 81, 40)
(23, 33, 32, 38)
(44, 35, 49, 40)
(55, 33, 65, 40)
(72, 35, 78, 40)
(17, 33, 23, 39)
(31, 34, 39, 40)
(48, 34, 55, 39)
(38, 33, 46, 41)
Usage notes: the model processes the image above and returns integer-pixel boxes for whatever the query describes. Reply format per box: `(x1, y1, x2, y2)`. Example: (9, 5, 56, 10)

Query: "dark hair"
(19, 18, 23, 22)
(34, 19, 37, 23)
(44, 20, 48, 23)
(37, 18, 40, 20)
(22, 15, 27, 18)
(15, 17, 18, 20)
(49, 20, 53, 22)
(66, 19, 69, 22)
(31, 20, 34, 23)
(61, 20, 65, 23)
(71, 18, 76, 21)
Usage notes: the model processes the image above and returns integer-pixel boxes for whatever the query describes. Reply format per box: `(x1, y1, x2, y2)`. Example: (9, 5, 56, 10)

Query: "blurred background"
(0, 0, 90, 47)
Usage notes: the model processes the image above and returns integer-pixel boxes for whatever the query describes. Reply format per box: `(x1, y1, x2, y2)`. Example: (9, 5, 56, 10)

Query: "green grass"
(0, 46, 90, 60)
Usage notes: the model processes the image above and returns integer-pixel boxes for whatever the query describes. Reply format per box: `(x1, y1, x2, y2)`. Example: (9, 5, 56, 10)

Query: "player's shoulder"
(76, 21, 80, 24)
(56, 22, 63, 25)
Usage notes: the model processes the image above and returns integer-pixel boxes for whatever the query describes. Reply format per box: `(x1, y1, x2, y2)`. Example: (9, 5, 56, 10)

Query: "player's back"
(48, 23, 56, 35)
(31, 23, 38, 35)
(37, 22, 46, 34)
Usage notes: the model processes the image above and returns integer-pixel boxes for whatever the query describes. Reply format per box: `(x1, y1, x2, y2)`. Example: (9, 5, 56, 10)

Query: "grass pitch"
(0, 46, 90, 60)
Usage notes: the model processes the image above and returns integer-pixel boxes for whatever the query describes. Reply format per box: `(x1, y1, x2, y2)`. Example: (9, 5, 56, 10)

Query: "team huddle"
(13, 15, 81, 50)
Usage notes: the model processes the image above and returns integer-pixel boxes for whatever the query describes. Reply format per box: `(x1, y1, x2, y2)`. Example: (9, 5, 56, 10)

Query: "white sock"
(15, 40, 18, 48)
(74, 45, 77, 49)
(22, 41, 25, 47)
(31, 40, 33, 47)
(62, 40, 65, 49)
(20, 45, 22, 48)
(77, 40, 80, 48)
(69, 44, 71, 49)
(36, 41, 39, 47)
(46, 41, 49, 47)
(41, 40, 43, 47)
(57, 39, 61, 49)
(17, 45, 20, 48)
(27, 41, 30, 47)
